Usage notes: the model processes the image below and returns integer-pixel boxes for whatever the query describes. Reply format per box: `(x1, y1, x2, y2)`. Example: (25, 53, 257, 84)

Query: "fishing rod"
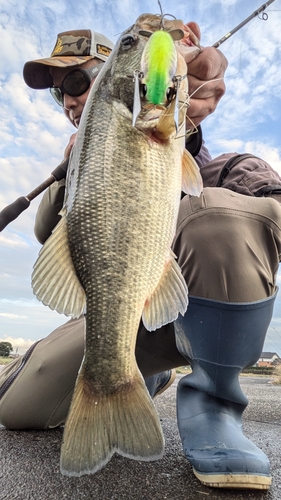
(0, 159, 68, 232)
(0, 0, 277, 233)
(213, 0, 277, 48)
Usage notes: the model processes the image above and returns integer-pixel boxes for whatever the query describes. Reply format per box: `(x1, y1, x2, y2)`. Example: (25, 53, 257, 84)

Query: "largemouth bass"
(32, 13, 202, 477)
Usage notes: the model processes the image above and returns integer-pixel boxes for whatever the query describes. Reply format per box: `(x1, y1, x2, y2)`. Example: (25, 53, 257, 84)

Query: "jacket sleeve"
(34, 179, 66, 244)
(185, 125, 212, 169)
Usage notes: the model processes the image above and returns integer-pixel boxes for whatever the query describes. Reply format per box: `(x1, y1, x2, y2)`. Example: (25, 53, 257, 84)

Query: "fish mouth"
(113, 100, 165, 127)
(140, 104, 166, 122)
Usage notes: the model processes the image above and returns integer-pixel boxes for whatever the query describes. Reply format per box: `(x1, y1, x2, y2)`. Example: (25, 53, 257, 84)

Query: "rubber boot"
(175, 292, 276, 490)
(145, 369, 176, 398)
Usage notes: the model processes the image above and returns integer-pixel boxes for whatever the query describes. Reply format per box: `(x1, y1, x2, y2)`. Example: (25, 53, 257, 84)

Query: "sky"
(1, 0, 281, 355)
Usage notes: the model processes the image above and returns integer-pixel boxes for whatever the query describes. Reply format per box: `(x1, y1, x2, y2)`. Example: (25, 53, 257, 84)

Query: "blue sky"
(1, 0, 281, 355)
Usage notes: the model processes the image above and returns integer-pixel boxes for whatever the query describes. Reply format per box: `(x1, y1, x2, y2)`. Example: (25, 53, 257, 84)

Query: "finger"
(186, 98, 217, 127)
(185, 22, 201, 41)
(188, 75, 226, 101)
(64, 134, 77, 159)
(188, 47, 228, 81)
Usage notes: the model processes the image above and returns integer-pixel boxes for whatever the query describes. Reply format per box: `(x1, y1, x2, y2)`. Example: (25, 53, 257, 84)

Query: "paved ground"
(0, 373, 280, 500)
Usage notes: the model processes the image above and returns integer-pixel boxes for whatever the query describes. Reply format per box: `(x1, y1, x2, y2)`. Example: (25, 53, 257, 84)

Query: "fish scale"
(32, 13, 202, 476)
(68, 111, 180, 371)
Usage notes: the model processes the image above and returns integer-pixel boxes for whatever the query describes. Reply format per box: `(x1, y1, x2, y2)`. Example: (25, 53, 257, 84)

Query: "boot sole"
(154, 369, 176, 398)
(193, 468, 272, 490)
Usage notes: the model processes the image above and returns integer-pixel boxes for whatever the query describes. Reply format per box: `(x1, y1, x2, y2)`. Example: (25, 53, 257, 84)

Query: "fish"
(32, 13, 203, 477)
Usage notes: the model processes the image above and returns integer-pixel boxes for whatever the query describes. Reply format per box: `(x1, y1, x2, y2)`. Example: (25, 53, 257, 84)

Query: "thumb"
(185, 22, 201, 41)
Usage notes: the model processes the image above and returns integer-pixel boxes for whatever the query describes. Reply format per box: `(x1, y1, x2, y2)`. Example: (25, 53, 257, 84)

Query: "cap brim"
(23, 55, 94, 89)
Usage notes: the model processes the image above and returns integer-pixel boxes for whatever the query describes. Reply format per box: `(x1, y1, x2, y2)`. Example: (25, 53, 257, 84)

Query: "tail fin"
(60, 371, 164, 477)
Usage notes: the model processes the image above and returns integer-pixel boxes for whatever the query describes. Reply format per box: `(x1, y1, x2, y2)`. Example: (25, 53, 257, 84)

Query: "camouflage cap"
(23, 29, 114, 89)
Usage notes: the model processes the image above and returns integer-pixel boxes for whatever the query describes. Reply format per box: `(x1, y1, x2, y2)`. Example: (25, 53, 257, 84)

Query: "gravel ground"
(0, 373, 280, 500)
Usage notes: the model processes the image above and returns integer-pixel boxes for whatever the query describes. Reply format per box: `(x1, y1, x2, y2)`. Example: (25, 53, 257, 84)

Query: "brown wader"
(1, 187, 281, 431)
(0, 316, 185, 429)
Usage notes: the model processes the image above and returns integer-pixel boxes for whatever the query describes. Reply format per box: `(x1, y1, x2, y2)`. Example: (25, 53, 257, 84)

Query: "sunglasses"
(50, 62, 104, 106)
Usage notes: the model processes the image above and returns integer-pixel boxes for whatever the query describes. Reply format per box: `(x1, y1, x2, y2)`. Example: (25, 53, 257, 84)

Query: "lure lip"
(139, 28, 185, 42)
(141, 105, 166, 121)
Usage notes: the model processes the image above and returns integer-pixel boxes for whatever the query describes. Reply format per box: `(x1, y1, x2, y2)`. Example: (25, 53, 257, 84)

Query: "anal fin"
(142, 251, 188, 331)
(182, 149, 203, 196)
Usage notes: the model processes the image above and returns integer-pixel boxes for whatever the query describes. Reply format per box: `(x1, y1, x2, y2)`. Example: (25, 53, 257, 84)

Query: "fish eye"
(121, 34, 136, 48)
(140, 84, 147, 97)
(166, 87, 175, 102)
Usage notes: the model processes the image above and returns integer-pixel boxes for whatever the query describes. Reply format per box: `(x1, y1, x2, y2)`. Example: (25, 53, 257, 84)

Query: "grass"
(175, 365, 281, 384)
(176, 366, 192, 374)
(0, 356, 14, 365)
(272, 365, 281, 385)
(1, 357, 280, 383)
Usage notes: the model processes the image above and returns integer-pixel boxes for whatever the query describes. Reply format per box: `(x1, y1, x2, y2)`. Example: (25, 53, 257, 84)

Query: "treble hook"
(132, 70, 143, 126)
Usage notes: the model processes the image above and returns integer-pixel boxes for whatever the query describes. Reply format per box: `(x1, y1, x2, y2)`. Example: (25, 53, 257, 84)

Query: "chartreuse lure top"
(141, 30, 178, 106)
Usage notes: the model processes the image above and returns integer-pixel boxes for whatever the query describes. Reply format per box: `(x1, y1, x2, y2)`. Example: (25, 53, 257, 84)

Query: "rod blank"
(213, 0, 277, 48)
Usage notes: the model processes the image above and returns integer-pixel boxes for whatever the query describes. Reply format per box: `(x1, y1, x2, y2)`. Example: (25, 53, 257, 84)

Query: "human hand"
(183, 22, 228, 128)
(64, 133, 77, 159)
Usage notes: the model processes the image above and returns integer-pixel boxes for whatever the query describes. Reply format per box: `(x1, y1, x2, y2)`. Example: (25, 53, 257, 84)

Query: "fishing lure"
(140, 29, 178, 106)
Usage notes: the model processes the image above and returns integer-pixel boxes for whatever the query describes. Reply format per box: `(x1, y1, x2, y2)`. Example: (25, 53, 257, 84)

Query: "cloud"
(0, 234, 29, 249)
(0, 335, 35, 354)
(201, 5, 281, 160)
(210, 138, 281, 175)
(0, 313, 27, 319)
(0, 296, 68, 349)
(1, 0, 281, 352)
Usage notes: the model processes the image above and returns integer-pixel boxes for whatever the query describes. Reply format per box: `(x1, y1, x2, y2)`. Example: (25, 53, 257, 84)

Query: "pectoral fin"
(142, 252, 188, 331)
(32, 210, 86, 318)
(182, 148, 203, 196)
